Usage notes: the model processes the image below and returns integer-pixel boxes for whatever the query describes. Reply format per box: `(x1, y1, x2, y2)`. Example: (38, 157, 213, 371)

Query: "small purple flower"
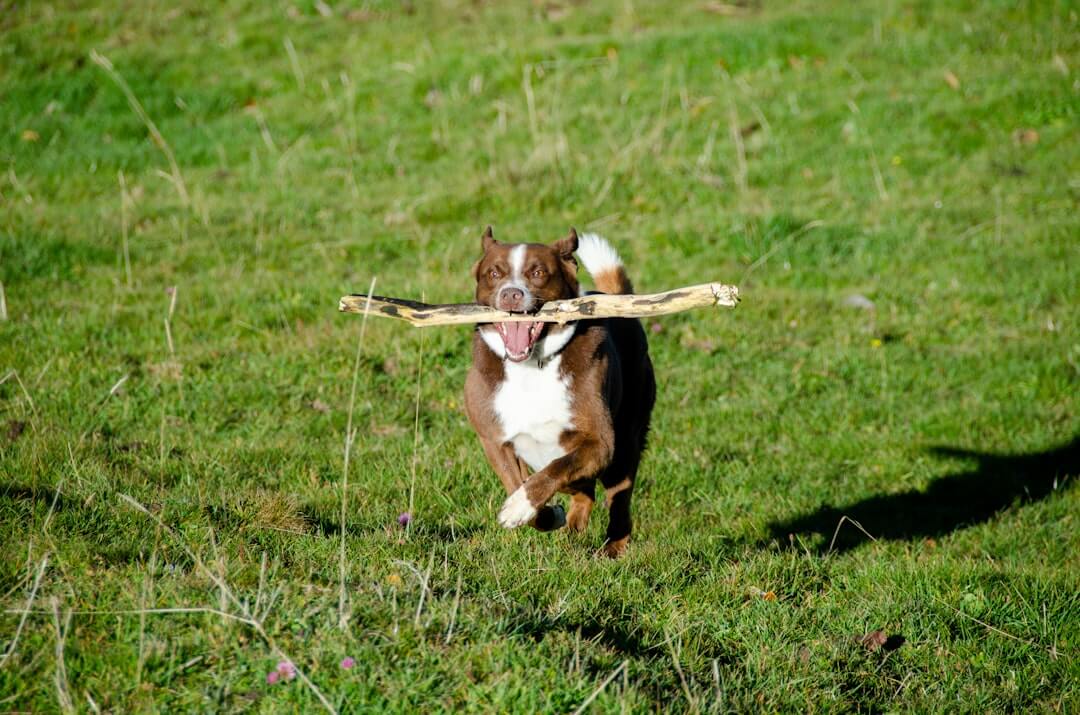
(266, 670, 280, 684)
(276, 660, 297, 681)
(340, 656, 356, 670)
(397, 512, 412, 527)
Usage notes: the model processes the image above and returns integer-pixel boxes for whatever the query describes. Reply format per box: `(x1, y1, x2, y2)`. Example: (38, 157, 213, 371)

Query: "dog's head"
(472, 226, 579, 362)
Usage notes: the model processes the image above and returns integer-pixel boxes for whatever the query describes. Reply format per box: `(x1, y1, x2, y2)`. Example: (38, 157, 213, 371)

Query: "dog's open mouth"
(495, 321, 544, 362)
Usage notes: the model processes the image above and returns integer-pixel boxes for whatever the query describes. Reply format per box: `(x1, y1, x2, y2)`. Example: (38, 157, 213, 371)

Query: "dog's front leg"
(498, 436, 613, 529)
(479, 436, 567, 531)
(478, 436, 528, 493)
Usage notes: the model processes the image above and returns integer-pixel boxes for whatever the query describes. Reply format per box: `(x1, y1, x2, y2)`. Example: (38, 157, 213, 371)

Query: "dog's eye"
(531, 268, 545, 278)
(489, 268, 501, 280)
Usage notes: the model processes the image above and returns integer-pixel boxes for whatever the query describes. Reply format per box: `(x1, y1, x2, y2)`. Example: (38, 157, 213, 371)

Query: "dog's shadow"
(767, 435, 1079, 554)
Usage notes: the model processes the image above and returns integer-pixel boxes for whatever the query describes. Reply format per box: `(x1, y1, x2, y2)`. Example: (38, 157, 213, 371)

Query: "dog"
(464, 226, 655, 558)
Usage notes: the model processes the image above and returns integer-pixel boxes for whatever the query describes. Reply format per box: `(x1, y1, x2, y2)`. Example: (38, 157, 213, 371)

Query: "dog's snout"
(498, 287, 526, 311)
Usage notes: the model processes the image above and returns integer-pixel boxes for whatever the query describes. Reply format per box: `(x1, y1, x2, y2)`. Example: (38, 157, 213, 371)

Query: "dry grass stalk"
(116, 493, 337, 713)
(283, 37, 305, 91)
(89, 51, 190, 208)
(118, 171, 133, 288)
(932, 596, 1060, 658)
(728, 105, 748, 193)
(136, 550, 156, 685)
(51, 597, 75, 714)
(340, 277, 377, 630)
(0, 553, 50, 667)
(571, 660, 629, 715)
(665, 629, 698, 712)
(445, 573, 462, 644)
(6, 606, 258, 623)
(407, 296, 426, 533)
(77, 374, 129, 446)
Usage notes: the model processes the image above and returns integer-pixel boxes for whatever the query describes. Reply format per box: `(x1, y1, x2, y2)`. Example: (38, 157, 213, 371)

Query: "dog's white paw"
(498, 487, 537, 529)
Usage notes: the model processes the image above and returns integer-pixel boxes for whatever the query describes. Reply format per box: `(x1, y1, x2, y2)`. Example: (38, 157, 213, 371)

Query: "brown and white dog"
(464, 227, 655, 558)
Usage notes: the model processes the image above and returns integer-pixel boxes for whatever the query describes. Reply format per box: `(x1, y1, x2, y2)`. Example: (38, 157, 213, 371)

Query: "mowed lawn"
(1, 1, 1077, 711)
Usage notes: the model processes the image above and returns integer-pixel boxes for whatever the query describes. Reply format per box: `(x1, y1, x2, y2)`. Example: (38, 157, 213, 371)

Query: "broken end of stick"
(334, 295, 360, 313)
(339, 295, 379, 314)
(711, 283, 740, 308)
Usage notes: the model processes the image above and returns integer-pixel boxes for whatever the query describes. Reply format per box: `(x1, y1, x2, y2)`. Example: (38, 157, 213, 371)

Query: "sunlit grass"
(1, 1, 1077, 711)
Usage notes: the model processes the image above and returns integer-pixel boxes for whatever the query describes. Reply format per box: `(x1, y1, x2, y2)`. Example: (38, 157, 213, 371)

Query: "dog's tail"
(576, 233, 633, 294)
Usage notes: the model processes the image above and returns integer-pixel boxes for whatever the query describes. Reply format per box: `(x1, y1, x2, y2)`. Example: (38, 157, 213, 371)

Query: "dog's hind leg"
(601, 472, 635, 558)
(563, 479, 596, 533)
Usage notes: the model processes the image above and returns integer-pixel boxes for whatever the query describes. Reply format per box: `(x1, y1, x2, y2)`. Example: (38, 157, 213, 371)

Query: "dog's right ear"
(552, 227, 579, 259)
(481, 225, 497, 252)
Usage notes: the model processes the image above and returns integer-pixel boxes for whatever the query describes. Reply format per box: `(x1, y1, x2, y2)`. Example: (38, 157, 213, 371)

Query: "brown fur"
(471, 226, 580, 310)
(591, 265, 633, 295)
(464, 227, 656, 557)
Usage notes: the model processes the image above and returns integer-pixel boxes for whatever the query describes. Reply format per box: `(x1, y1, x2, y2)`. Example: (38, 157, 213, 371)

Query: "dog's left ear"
(553, 227, 579, 288)
(552, 227, 579, 260)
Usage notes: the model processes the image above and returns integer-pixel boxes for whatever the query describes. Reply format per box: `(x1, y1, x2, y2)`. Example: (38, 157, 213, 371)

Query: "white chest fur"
(492, 355, 573, 472)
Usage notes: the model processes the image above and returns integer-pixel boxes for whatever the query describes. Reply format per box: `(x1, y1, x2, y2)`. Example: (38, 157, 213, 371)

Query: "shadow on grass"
(768, 436, 1079, 554)
(301, 508, 484, 543)
(0, 483, 146, 569)
(511, 611, 655, 660)
(0, 483, 75, 512)
(504, 607, 733, 708)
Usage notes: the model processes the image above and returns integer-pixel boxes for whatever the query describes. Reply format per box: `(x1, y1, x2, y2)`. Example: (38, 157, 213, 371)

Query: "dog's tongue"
(502, 322, 533, 356)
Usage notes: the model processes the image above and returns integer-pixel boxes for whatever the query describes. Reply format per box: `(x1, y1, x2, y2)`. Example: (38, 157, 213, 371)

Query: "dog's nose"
(498, 287, 525, 311)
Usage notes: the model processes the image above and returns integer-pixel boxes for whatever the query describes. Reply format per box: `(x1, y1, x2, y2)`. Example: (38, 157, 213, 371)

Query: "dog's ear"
(553, 227, 579, 288)
(552, 227, 578, 259)
(481, 225, 497, 252)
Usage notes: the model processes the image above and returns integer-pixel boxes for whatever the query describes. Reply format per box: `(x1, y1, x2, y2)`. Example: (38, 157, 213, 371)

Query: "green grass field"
(2, 1, 1078, 711)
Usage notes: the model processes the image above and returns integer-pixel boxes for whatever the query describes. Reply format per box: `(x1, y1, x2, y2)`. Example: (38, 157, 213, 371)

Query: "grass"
(1, 0, 1077, 711)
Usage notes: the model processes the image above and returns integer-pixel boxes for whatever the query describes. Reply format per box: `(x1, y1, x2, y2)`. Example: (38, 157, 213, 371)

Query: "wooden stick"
(338, 282, 739, 327)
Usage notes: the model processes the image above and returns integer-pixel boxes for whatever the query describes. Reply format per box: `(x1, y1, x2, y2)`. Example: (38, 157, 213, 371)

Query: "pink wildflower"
(266, 670, 280, 685)
(340, 656, 356, 670)
(276, 660, 297, 681)
(397, 512, 412, 527)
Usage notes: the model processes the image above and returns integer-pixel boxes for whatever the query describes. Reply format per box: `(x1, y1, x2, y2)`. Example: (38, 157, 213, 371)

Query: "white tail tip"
(575, 233, 623, 277)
